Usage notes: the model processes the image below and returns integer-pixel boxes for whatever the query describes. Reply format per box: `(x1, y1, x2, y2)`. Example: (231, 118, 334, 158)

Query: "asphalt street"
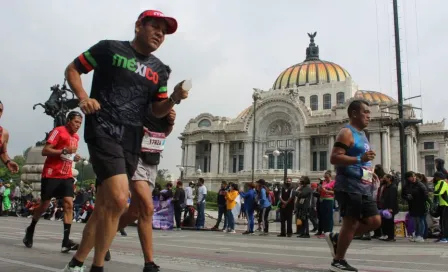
(0, 217, 447, 272)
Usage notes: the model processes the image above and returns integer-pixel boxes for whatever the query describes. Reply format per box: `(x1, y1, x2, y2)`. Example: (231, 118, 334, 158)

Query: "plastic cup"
(182, 79, 192, 91)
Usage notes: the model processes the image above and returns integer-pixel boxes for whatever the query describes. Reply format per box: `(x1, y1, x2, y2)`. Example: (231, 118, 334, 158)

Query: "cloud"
(0, 0, 446, 178)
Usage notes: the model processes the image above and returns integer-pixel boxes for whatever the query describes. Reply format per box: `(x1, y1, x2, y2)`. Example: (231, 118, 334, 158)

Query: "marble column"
(244, 141, 252, 171)
(210, 142, 219, 174)
(406, 135, 412, 171)
(292, 139, 298, 170)
(414, 140, 419, 172)
(328, 136, 335, 170)
(251, 142, 260, 170)
(381, 132, 390, 172)
(369, 132, 382, 166)
(300, 138, 310, 173)
(257, 142, 263, 170)
(187, 144, 196, 176)
(181, 145, 185, 168)
(218, 142, 224, 174)
(223, 143, 229, 174)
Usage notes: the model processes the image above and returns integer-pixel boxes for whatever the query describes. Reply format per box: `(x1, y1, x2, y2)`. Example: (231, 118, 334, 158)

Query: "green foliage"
(0, 155, 26, 183)
(155, 169, 170, 188)
(205, 190, 218, 203)
(75, 161, 96, 182)
(77, 179, 96, 189)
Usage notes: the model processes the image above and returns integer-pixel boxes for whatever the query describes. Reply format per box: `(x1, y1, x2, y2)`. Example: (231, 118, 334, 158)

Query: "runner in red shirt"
(23, 111, 83, 253)
(0, 100, 20, 174)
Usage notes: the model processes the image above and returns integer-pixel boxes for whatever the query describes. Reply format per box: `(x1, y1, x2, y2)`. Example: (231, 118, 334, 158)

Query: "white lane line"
(0, 256, 60, 272)
(0, 232, 446, 270)
(152, 243, 448, 268)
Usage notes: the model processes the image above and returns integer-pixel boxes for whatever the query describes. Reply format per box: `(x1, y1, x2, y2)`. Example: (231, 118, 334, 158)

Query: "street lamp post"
(177, 165, 202, 182)
(251, 88, 262, 182)
(273, 148, 293, 183)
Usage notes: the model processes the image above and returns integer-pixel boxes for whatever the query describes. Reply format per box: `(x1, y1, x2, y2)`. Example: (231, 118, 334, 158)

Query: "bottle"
(182, 79, 192, 91)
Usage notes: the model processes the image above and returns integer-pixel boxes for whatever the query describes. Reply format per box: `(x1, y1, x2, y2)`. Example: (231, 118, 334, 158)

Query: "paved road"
(0, 217, 447, 272)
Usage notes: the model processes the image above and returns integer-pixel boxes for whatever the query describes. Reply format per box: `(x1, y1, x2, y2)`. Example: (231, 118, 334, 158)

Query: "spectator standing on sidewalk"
(433, 171, 448, 243)
(172, 181, 185, 230)
(225, 183, 239, 233)
(240, 182, 257, 235)
(256, 179, 272, 236)
(296, 177, 313, 238)
(278, 178, 295, 237)
(212, 181, 228, 231)
(378, 174, 398, 241)
(402, 171, 429, 242)
(195, 178, 207, 229)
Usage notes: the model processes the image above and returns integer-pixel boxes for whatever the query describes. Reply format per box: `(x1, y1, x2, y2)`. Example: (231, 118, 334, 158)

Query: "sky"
(1, 0, 446, 178)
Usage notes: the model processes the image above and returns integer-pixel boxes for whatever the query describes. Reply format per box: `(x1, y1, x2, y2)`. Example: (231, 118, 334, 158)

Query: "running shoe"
(62, 264, 86, 272)
(330, 259, 358, 272)
(23, 226, 34, 248)
(143, 262, 160, 272)
(325, 232, 339, 258)
(61, 239, 79, 253)
(105, 249, 111, 261)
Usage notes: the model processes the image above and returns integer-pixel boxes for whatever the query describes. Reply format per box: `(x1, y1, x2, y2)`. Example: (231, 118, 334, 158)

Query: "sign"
(152, 192, 174, 230)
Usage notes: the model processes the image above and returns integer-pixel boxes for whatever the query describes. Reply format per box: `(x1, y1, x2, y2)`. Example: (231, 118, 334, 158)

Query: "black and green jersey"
(74, 40, 169, 152)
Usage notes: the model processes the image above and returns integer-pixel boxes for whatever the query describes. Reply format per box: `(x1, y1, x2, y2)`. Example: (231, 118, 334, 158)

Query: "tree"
(156, 169, 170, 187)
(0, 155, 26, 183)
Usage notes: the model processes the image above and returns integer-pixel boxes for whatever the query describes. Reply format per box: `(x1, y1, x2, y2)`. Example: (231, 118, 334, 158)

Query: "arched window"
(299, 96, 305, 104)
(310, 95, 318, 111)
(198, 119, 211, 127)
(323, 93, 331, 109)
(336, 92, 345, 105)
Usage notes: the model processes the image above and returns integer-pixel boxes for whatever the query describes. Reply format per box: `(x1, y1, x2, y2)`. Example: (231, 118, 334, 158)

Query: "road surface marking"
(0, 256, 60, 272)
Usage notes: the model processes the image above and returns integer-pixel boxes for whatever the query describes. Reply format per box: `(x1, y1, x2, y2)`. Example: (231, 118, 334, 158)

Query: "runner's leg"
(132, 180, 155, 264)
(91, 174, 129, 267)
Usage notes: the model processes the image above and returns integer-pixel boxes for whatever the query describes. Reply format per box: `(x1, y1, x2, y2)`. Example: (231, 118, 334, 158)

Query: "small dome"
(273, 32, 351, 90)
(354, 90, 396, 103)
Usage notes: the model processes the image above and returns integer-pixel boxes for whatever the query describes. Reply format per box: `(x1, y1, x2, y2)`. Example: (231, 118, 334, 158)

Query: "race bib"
(361, 167, 373, 184)
(141, 129, 166, 153)
(60, 153, 75, 162)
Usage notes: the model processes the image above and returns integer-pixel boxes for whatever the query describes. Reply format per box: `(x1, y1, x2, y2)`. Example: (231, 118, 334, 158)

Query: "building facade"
(179, 34, 448, 191)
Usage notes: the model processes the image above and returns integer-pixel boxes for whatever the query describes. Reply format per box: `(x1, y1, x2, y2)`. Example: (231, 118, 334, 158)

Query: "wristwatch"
(4, 159, 10, 166)
(169, 95, 180, 105)
(62, 148, 68, 155)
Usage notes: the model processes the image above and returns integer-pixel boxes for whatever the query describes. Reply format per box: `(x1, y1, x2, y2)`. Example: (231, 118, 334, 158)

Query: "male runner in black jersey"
(63, 10, 187, 272)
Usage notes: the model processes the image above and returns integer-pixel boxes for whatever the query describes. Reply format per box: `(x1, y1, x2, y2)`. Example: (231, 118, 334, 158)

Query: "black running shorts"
(40, 178, 75, 201)
(87, 136, 139, 185)
(335, 191, 379, 220)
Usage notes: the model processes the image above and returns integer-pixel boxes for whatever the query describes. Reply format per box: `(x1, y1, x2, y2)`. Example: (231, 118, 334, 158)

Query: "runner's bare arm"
(65, 62, 89, 101)
(42, 143, 64, 157)
(152, 99, 175, 118)
(0, 129, 11, 162)
(164, 125, 174, 137)
(330, 128, 358, 166)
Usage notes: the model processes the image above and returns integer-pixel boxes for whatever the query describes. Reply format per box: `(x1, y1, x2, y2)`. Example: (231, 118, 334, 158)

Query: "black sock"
(63, 223, 71, 244)
(69, 257, 84, 268)
(28, 219, 38, 233)
(90, 265, 104, 272)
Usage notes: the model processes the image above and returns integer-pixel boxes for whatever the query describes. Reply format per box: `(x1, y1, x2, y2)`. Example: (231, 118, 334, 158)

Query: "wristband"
(169, 95, 180, 105)
(4, 159, 10, 166)
(356, 155, 362, 164)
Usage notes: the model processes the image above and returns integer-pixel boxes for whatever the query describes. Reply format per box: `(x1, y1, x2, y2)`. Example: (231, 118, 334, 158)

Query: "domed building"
(179, 33, 448, 190)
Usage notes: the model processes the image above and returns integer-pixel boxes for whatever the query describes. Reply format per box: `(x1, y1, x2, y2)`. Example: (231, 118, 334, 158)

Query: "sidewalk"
(194, 209, 341, 234)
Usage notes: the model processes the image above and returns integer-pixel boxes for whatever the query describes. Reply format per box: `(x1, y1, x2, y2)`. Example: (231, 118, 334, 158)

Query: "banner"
(152, 192, 174, 230)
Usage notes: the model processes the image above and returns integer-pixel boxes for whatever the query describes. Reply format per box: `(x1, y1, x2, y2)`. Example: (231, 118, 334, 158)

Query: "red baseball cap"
(138, 10, 178, 35)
